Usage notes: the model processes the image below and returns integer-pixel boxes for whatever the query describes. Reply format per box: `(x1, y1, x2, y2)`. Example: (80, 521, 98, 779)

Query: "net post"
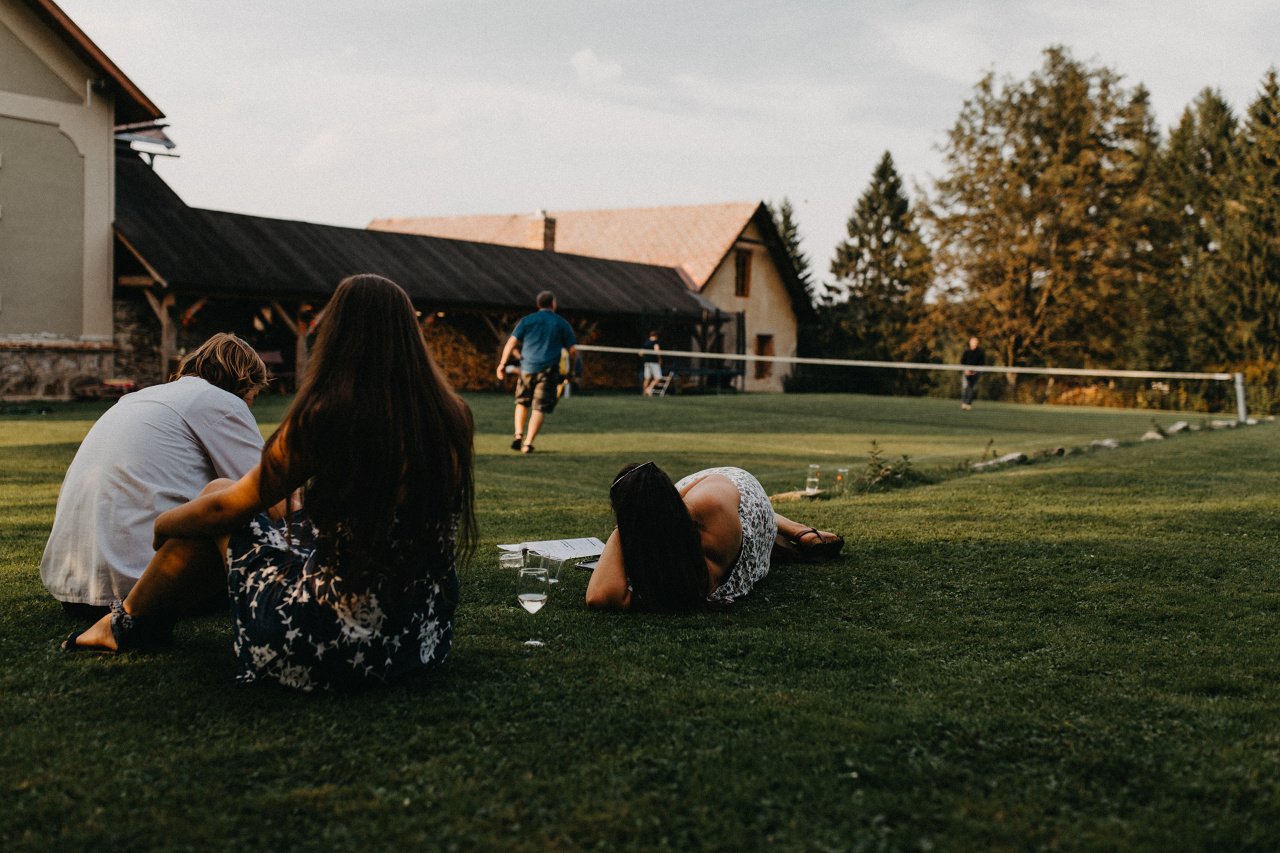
(1235, 372, 1248, 423)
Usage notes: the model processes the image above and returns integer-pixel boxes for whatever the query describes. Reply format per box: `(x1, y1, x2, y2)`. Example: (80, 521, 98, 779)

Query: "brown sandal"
(780, 527, 843, 562)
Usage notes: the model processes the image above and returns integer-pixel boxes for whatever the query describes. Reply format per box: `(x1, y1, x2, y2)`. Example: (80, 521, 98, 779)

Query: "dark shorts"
(515, 367, 561, 413)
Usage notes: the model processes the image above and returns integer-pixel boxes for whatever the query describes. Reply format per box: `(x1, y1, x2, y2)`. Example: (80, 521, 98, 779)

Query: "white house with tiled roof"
(370, 202, 813, 392)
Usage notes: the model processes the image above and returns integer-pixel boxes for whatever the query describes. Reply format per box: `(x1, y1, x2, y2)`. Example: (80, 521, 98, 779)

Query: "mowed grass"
(3, 392, 1279, 851)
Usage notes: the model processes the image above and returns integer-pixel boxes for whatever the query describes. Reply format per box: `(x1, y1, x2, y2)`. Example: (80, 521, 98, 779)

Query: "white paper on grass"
(496, 537, 606, 561)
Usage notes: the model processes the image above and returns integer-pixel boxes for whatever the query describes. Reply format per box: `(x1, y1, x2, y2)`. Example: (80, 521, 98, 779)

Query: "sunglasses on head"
(611, 460, 657, 489)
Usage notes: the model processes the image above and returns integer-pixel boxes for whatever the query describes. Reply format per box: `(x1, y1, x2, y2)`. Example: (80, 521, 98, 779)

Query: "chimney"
(526, 209, 556, 252)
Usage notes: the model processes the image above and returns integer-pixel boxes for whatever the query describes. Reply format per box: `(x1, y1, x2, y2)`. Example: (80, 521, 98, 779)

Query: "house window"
(734, 249, 752, 297)
(755, 334, 774, 379)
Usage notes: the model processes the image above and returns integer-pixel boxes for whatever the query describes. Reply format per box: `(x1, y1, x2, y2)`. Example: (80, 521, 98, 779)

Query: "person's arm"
(563, 320, 578, 369)
(496, 335, 519, 380)
(153, 438, 300, 549)
(585, 528, 632, 611)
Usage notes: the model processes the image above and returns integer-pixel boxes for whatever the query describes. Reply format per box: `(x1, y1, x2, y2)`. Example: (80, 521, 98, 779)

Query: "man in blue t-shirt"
(496, 290, 578, 453)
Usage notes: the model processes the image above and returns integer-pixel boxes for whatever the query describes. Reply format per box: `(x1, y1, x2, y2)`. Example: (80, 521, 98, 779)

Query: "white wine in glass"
(518, 567, 549, 614)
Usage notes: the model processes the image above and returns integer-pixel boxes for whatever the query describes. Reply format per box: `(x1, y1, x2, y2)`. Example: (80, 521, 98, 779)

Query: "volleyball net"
(574, 344, 1252, 421)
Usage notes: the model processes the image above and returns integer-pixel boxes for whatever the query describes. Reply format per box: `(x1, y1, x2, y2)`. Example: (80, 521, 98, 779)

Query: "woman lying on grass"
(585, 463, 842, 613)
(63, 274, 476, 693)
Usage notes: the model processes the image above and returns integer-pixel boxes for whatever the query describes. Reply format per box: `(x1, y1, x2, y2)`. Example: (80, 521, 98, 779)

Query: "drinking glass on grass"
(499, 549, 525, 572)
(518, 567, 549, 614)
(538, 553, 566, 584)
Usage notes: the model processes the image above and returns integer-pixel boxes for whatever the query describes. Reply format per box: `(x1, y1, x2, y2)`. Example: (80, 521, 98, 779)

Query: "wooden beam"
(270, 300, 321, 386)
(114, 230, 169, 288)
(480, 313, 510, 345)
(143, 289, 177, 380)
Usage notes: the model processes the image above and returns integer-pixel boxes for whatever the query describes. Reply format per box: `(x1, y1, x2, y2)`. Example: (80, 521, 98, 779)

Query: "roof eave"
(748, 202, 818, 324)
(22, 0, 163, 125)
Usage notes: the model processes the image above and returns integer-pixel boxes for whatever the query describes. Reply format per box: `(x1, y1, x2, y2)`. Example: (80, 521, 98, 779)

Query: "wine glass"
(517, 567, 549, 614)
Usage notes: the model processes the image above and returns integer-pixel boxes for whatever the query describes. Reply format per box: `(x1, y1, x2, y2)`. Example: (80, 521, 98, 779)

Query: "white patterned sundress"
(225, 510, 458, 693)
(674, 467, 776, 602)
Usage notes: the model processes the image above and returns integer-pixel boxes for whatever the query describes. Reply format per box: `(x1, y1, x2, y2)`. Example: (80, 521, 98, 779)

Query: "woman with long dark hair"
(585, 463, 842, 613)
(63, 275, 476, 692)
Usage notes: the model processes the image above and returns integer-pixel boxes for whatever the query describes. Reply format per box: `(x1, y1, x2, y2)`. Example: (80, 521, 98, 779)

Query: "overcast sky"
(61, 0, 1280, 286)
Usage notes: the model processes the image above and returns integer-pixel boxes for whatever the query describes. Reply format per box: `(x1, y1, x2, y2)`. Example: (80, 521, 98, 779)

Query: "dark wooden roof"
(114, 151, 708, 318)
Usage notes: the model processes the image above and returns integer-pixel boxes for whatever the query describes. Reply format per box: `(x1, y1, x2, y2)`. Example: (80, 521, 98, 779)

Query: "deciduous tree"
(928, 47, 1163, 379)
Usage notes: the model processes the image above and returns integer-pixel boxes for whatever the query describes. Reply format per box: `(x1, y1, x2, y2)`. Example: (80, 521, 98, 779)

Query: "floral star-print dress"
(673, 467, 776, 602)
(225, 510, 458, 692)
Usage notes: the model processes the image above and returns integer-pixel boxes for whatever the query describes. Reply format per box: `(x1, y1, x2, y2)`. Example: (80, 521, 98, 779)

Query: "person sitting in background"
(41, 333, 269, 621)
(586, 463, 843, 612)
(62, 274, 476, 695)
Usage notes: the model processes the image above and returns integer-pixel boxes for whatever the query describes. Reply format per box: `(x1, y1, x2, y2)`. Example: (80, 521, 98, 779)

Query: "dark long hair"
(261, 274, 476, 593)
(609, 462, 708, 613)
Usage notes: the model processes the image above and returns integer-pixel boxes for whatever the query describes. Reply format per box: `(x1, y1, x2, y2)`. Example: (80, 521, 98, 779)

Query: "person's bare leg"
(513, 403, 530, 440)
(67, 479, 237, 651)
(771, 512, 841, 560)
(68, 534, 229, 650)
(523, 409, 546, 449)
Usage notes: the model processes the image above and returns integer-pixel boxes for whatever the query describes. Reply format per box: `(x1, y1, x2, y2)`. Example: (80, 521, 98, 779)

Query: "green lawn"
(3, 393, 1278, 851)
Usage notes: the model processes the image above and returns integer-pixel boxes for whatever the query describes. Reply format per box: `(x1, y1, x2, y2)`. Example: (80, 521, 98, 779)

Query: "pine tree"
(1228, 70, 1280, 364)
(766, 197, 815, 301)
(819, 151, 933, 392)
(1156, 89, 1240, 370)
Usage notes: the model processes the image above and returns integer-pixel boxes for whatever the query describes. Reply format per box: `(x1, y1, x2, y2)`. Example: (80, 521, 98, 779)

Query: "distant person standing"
(497, 290, 577, 453)
(960, 336, 985, 410)
(641, 330, 663, 395)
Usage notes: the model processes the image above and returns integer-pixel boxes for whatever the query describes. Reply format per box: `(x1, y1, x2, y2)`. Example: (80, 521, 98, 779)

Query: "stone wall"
(0, 297, 166, 400)
(112, 296, 163, 386)
(0, 337, 115, 400)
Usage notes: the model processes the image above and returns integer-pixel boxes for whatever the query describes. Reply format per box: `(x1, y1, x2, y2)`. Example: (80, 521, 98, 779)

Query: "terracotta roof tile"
(369, 202, 763, 290)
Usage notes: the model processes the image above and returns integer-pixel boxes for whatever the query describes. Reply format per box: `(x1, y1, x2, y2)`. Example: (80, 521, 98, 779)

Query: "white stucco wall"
(699, 221, 798, 392)
(0, 0, 116, 343)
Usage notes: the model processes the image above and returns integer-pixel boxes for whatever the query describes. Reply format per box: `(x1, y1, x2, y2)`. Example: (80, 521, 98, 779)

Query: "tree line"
(773, 46, 1280, 407)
